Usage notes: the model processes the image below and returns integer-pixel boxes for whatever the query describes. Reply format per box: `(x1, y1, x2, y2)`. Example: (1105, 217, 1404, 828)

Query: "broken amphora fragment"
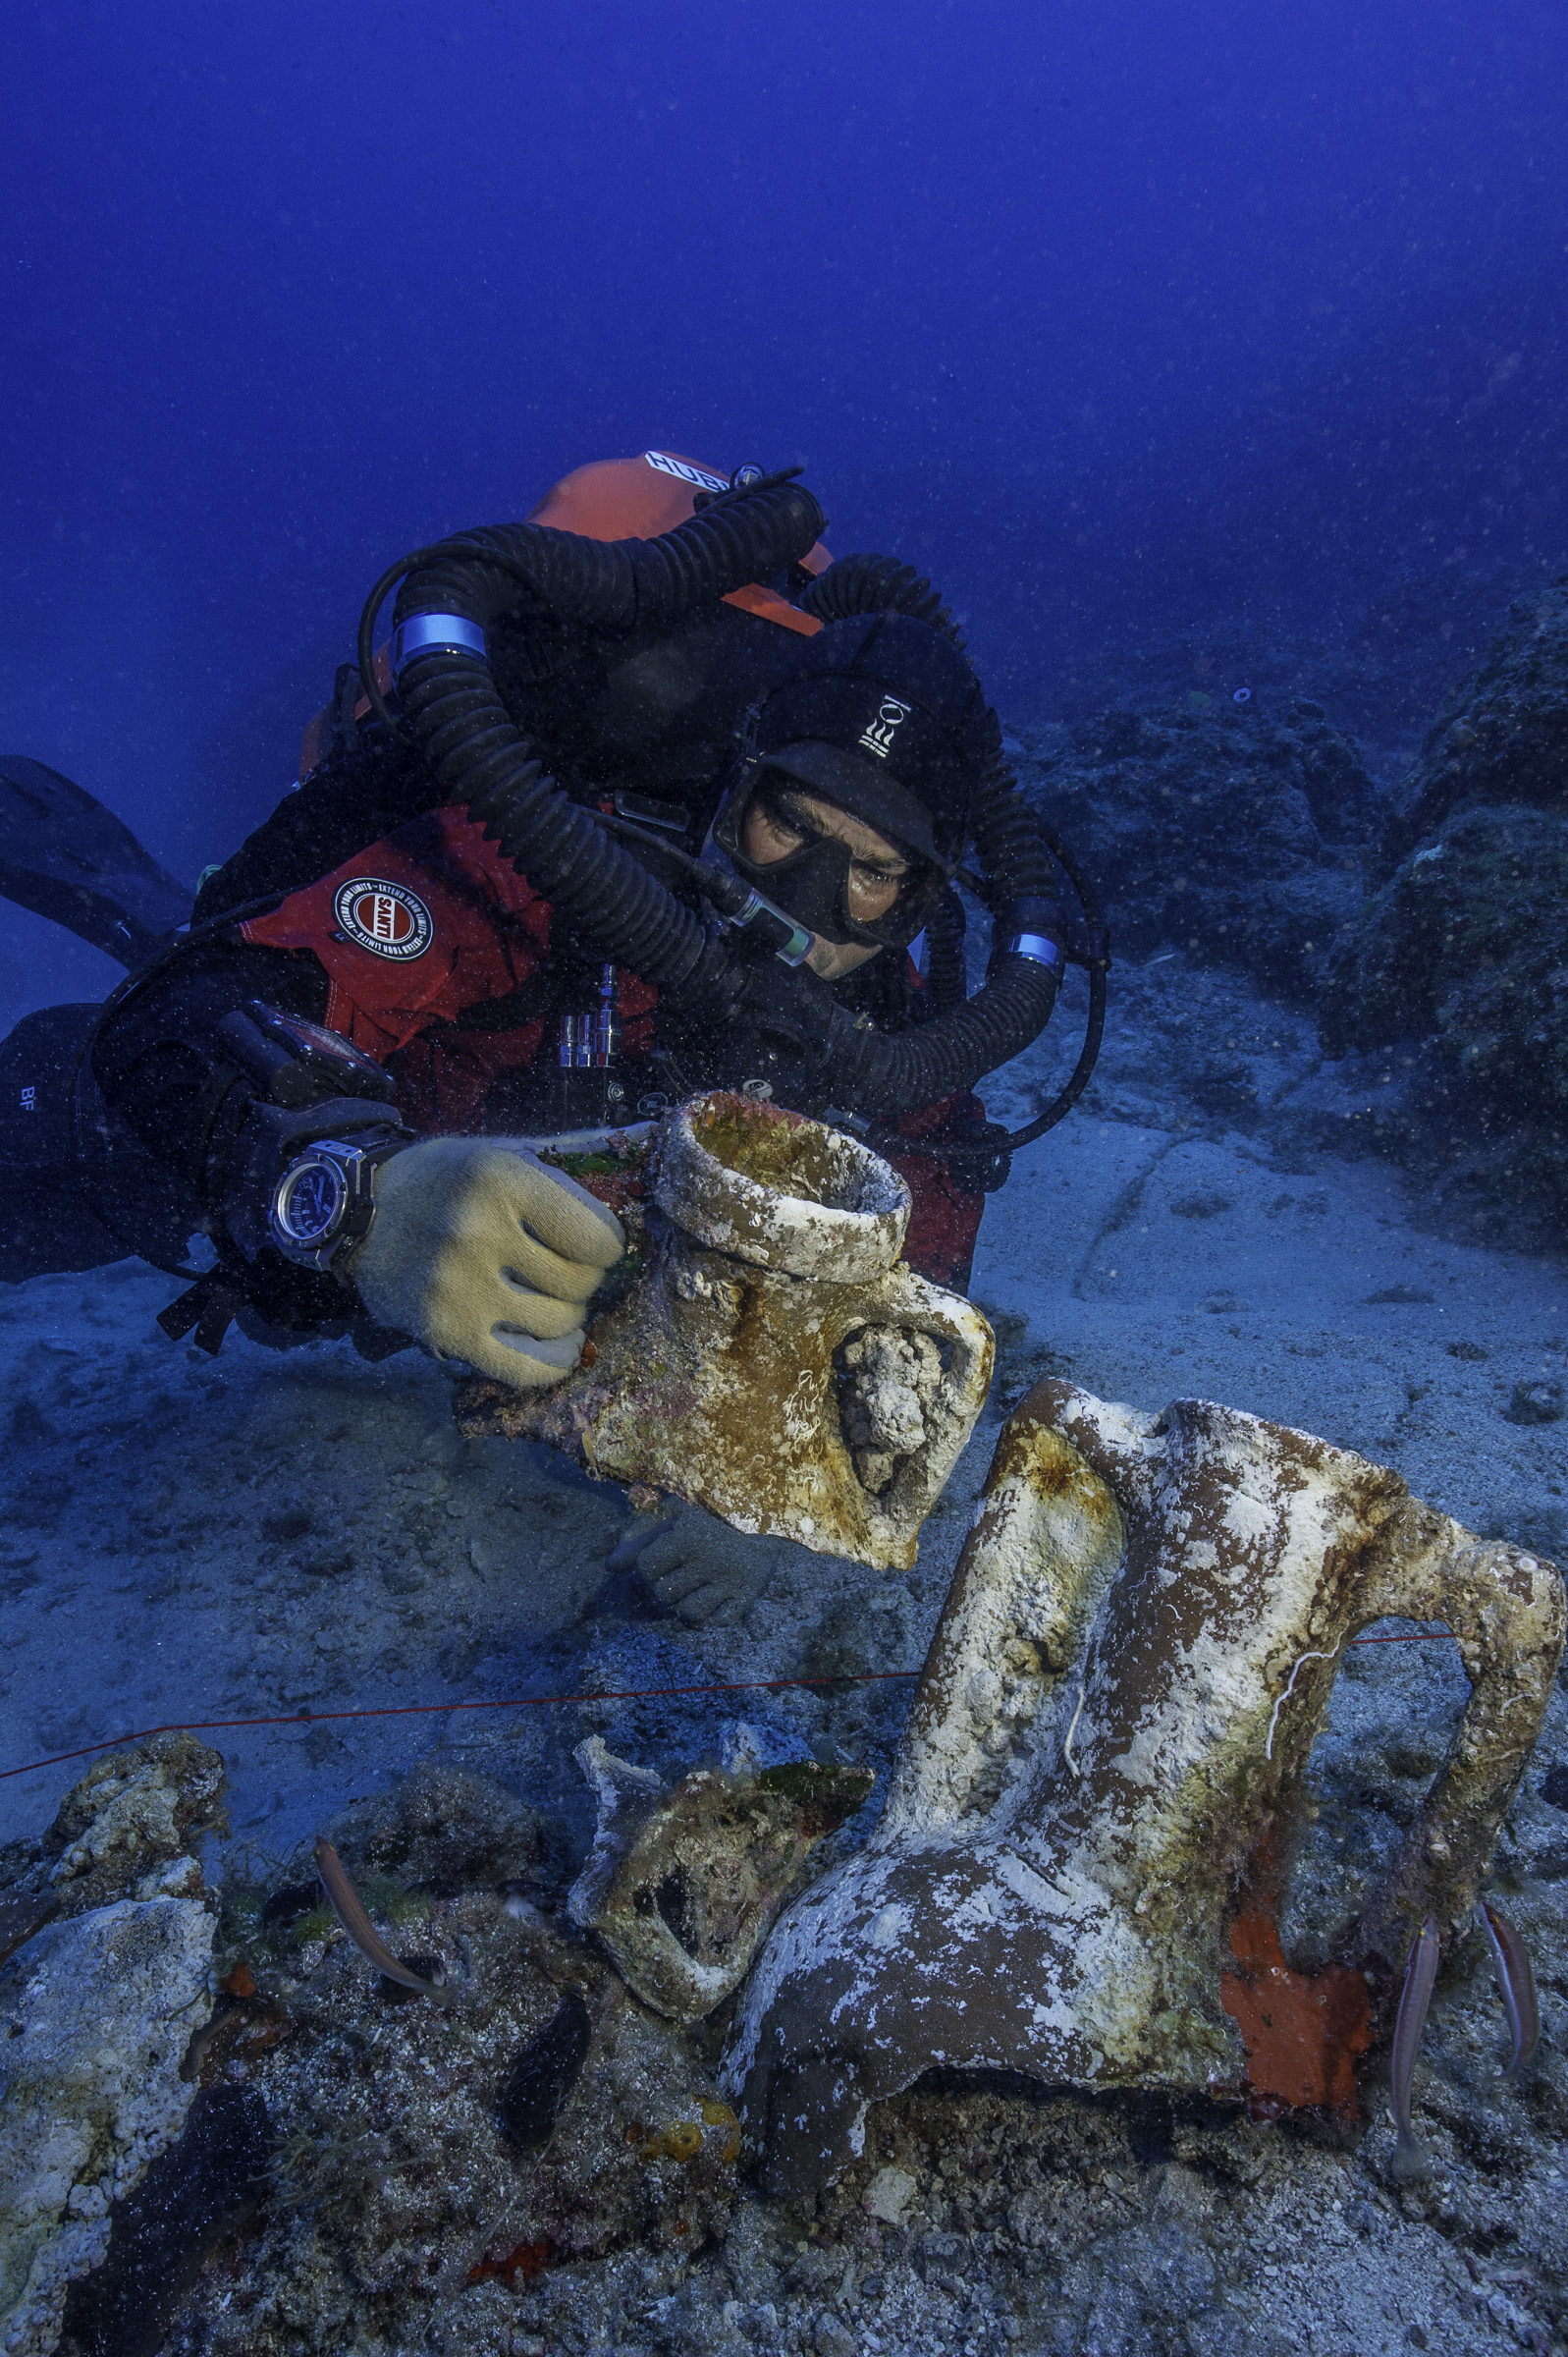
(460, 1093, 994, 1570)
(728, 1380, 1565, 2191)
(568, 1738, 873, 2023)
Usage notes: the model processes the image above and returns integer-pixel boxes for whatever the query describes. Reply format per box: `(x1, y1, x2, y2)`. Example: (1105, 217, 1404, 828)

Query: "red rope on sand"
(0, 1633, 1461, 1784)
(0, 1670, 923, 1781)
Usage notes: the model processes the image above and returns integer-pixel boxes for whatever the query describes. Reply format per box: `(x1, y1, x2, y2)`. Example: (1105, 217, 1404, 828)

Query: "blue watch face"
(280, 1159, 346, 1244)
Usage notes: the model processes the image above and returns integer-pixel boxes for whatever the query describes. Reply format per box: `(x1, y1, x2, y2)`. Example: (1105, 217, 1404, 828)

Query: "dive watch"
(267, 1134, 406, 1274)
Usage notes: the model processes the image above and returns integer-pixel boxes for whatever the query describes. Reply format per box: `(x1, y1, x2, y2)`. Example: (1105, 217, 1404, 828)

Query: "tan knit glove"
(346, 1136, 625, 1389)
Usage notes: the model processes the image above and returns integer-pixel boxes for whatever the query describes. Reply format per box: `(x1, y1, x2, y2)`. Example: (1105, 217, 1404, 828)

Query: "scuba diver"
(0, 452, 1106, 1614)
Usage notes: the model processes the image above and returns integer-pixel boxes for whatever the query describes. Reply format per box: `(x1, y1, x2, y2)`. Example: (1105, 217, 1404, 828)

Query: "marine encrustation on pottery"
(460, 1093, 994, 1571)
(726, 1379, 1565, 2192)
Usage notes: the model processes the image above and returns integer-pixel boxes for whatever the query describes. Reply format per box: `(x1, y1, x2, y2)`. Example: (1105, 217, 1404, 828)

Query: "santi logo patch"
(858, 695, 913, 761)
(333, 877, 434, 961)
(645, 450, 730, 493)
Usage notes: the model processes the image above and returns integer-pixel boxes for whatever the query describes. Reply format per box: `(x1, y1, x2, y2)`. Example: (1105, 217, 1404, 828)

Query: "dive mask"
(712, 765, 948, 953)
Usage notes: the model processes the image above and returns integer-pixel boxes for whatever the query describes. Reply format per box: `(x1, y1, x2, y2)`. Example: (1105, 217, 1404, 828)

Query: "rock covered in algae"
(0, 1896, 216, 2357)
(19, 1732, 227, 1921)
(1317, 577, 1568, 1235)
(145, 1768, 742, 2354)
(0, 1737, 229, 2355)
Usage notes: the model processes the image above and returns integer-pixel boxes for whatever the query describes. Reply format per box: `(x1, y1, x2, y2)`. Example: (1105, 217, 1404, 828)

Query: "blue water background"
(3, 0, 1566, 1015)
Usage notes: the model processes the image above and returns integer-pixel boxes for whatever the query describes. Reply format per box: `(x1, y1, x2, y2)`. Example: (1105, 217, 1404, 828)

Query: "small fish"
(313, 1836, 455, 2006)
(1476, 1900, 1539, 2077)
(1388, 1912, 1441, 2182)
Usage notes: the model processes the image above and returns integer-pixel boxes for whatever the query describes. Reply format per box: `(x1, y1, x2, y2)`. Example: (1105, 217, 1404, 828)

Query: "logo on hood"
(333, 877, 434, 960)
(858, 694, 913, 761)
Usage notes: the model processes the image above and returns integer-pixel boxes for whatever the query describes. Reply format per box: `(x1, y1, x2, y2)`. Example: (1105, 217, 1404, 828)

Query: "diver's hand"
(345, 1136, 624, 1390)
(607, 1504, 780, 1626)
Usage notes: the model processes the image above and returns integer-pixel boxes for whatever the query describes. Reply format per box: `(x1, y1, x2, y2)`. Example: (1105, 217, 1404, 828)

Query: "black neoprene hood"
(749, 612, 983, 866)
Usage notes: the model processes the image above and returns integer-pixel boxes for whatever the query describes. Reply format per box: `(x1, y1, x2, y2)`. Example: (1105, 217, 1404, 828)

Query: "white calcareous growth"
(839, 1326, 946, 1494)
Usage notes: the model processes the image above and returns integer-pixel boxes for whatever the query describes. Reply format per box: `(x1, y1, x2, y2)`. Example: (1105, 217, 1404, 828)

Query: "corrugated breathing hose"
(356, 493, 1102, 1130)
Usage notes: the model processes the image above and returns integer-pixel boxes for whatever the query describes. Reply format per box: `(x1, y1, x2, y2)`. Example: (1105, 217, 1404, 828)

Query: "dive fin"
(0, 756, 192, 967)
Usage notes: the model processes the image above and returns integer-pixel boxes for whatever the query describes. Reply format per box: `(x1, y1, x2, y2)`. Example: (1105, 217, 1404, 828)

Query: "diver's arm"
(87, 936, 408, 1339)
(89, 935, 626, 1381)
(91, 938, 338, 1196)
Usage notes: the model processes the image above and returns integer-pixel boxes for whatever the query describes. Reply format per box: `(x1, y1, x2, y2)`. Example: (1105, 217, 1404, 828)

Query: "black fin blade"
(0, 755, 192, 965)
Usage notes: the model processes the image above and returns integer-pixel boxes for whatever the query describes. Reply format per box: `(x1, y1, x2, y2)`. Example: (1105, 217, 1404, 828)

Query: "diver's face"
(740, 786, 910, 979)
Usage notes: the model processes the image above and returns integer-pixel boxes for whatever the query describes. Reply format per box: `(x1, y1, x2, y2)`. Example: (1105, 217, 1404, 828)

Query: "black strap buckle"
(157, 1271, 247, 1355)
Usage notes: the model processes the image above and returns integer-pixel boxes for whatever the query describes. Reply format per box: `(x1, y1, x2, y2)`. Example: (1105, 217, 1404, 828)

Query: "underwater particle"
(1233, 687, 1253, 704)
(496, 1986, 593, 2152)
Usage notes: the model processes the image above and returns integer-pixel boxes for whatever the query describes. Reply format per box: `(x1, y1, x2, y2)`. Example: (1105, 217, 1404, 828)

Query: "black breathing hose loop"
(799, 552, 966, 648)
(875, 804, 1111, 1168)
(356, 512, 1103, 1139)
(355, 482, 827, 742)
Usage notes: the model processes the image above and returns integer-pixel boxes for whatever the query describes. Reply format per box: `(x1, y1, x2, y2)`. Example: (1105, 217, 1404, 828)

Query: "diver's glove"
(344, 1136, 625, 1390)
(607, 1503, 783, 1626)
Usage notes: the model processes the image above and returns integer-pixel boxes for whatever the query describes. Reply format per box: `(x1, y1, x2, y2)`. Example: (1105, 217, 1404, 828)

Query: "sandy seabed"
(1, 951, 1564, 2357)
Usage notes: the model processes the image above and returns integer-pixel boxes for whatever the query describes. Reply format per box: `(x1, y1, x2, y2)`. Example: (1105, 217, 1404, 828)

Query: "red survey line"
(0, 1634, 1460, 1785)
(0, 1670, 923, 1782)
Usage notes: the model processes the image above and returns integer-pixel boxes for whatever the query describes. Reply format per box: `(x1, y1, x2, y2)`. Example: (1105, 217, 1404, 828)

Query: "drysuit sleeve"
(91, 938, 333, 1196)
(884, 1091, 991, 1294)
(87, 935, 404, 1340)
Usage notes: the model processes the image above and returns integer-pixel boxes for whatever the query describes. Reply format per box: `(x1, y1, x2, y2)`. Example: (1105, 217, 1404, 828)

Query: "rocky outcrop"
(1319, 805, 1568, 1220)
(1377, 576, 1568, 864)
(1003, 579, 1568, 1235)
(0, 1899, 218, 2357)
(1318, 578, 1568, 1232)
(0, 1737, 236, 2356)
(1009, 700, 1383, 1001)
(146, 1768, 743, 2352)
(0, 1732, 228, 2357)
